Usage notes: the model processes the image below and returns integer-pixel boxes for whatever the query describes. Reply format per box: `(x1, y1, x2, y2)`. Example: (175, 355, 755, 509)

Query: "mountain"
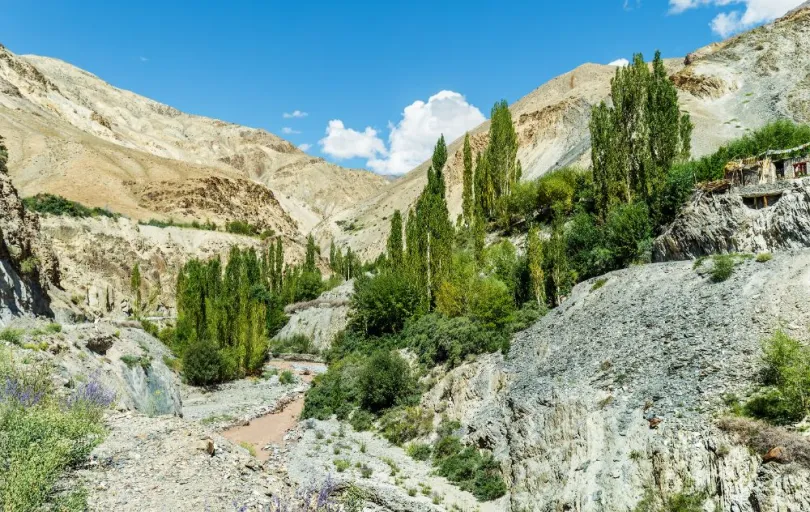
(0, 45, 388, 238)
(321, 4, 810, 260)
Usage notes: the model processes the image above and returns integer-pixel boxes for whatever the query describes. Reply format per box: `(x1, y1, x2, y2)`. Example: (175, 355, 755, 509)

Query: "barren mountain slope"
(323, 5, 810, 260)
(0, 44, 387, 231)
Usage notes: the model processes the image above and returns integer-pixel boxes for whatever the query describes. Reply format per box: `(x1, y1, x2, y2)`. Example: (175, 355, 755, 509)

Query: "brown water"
(222, 360, 325, 461)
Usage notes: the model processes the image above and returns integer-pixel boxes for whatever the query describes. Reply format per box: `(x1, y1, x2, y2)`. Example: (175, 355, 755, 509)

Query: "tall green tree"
(527, 225, 546, 307)
(462, 133, 474, 227)
(487, 100, 519, 202)
(305, 234, 317, 272)
(407, 138, 455, 308)
(387, 210, 404, 269)
(590, 51, 693, 219)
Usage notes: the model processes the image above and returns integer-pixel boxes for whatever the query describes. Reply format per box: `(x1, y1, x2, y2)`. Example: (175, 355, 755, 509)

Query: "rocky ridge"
(654, 179, 810, 261)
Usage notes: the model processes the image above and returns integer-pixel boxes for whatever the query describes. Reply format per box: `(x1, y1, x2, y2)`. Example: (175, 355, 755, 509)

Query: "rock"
(196, 438, 215, 456)
(762, 446, 785, 464)
(86, 335, 114, 355)
(654, 179, 810, 261)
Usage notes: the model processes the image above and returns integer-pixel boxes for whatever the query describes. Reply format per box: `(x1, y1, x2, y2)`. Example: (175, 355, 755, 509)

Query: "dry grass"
(718, 416, 810, 466)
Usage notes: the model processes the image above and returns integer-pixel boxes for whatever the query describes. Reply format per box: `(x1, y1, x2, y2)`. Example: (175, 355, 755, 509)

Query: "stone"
(86, 335, 114, 355)
(762, 446, 785, 464)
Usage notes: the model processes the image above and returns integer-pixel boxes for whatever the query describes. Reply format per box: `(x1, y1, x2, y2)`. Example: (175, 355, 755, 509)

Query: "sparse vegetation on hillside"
(0, 351, 114, 510)
(140, 218, 218, 231)
(23, 193, 118, 219)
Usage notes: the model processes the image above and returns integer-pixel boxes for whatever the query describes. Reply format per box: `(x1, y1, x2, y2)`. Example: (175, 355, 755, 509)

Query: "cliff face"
(423, 254, 810, 511)
(654, 179, 810, 261)
(0, 135, 58, 320)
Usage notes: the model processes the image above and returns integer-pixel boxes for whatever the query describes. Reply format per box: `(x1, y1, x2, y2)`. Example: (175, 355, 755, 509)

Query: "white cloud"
(283, 110, 308, 119)
(281, 127, 301, 135)
(319, 91, 485, 175)
(319, 120, 387, 160)
(139, 56, 149, 62)
(298, 143, 312, 151)
(608, 58, 630, 67)
(669, 0, 804, 37)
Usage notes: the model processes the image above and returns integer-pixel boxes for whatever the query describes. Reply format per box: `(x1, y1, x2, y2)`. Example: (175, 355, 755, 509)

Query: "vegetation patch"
(269, 334, 318, 356)
(718, 416, 810, 467)
(756, 252, 773, 263)
(0, 352, 113, 510)
(23, 193, 118, 218)
(140, 218, 218, 231)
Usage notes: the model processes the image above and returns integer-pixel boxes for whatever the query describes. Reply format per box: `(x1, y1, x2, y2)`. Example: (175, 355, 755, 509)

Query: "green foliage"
(435, 446, 506, 501)
(756, 252, 773, 263)
(406, 442, 432, 461)
(0, 354, 109, 511)
(400, 313, 509, 368)
(239, 441, 257, 457)
(350, 272, 422, 336)
(23, 193, 117, 218)
(279, 370, 295, 385)
(591, 278, 608, 291)
(359, 350, 415, 413)
(181, 340, 222, 386)
(19, 257, 39, 275)
(333, 459, 351, 473)
(120, 354, 151, 371)
(744, 331, 810, 425)
(302, 356, 365, 420)
(349, 409, 375, 432)
(0, 328, 24, 346)
(386, 210, 404, 269)
(710, 254, 735, 282)
(590, 52, 692, 219)
(380, 406, 432, 445)
(140, 218, 217, 231)
(269, 335, 318, 355)
(462, 133, 474, 226)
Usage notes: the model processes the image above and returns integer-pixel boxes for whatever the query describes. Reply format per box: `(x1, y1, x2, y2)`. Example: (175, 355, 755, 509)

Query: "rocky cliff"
(273, 279, 353, 352)
(421, 253, 810, 511)
(0, 134, 58, 321)
(654, 179, 810, 261)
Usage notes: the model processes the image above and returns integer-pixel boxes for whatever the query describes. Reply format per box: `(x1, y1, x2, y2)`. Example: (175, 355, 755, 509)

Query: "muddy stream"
(222, 359, 326, 461)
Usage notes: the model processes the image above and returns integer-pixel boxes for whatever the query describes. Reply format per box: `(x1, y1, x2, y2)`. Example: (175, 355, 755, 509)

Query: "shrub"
(406, 442, 432, 461)
(359, 351, 415, 413)
(350, 272, 422, 336)
(743, 331, 810, 425)
(0, 328, 23, 346)
(239, 441, 257, 457)
(120, 354, 150, 370)
(380, 406, 432, 445)
(756, 252, 773, 263)
(182, 340, 222, 386)
(0, 354, 110, 510)
(302, 356, 364, 420)
(270, 334, 318, 355)
(22, 193, 117, 218)
(333, 459, 351, 473)
(435, 446, 506, 501)
(44, 322, 62, 334)
(710, 254, 735, 282)
(19, 256, 39, 275)
(469, 277, 515, 329)
(605, 201, 652, 267)
(400, 314, 509, 368)
(349, 409, 375, 432)
(360, 465, 373, 478)
(591, 278, 608, 291)
(279, 370, 295, 385)
(225, 220, 259, 236)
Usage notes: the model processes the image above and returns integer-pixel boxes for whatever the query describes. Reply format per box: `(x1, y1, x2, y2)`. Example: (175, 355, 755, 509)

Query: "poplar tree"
(305, 234, 317, 272)
(487, 100, 519, 202)
(386, 210, 404, 269)
(462, 133, 474, 226)
(590, 51, 693, 219)
(527, 226, 545, 307)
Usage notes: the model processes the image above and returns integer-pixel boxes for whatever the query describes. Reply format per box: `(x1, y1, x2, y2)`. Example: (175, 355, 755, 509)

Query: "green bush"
(0, 353, 111, 510)
(406, 442, 433, 461)
(710, 254, 735, 282)
(359, 350, 415, 413)
(23, 193, 117, 218)
(0, 328, 24, 346)
(120, 354, 151, 371)
(350, 272, 422, 336)
(379, 406, 432, 445)
(435, 445, 506, 501)
(744, 331, 810, 425)
(400, 314, 508, 368)
(302, 356, 365, 420)
(349, 409, 375, 432)
(469, 277, 515, 329)
(605, 201, 652, 267)
(756, 252, 773, 263)
(279, 370, 295, 385)
(182, 340, 222, 386)
(333, 459, 351, 473)
(225, 220, 259, 236)
(270, 335, 318, 355)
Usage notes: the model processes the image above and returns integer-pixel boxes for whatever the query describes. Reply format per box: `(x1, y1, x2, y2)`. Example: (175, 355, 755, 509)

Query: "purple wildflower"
(67, 373, 116, 410)
(0, 376, 44, 407)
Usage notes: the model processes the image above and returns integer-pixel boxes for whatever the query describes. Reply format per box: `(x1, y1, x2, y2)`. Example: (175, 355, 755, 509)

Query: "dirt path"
(222, 360, 325, 461)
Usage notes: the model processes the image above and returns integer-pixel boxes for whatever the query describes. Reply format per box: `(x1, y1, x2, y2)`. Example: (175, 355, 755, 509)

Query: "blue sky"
(0, 0, 802, 174)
